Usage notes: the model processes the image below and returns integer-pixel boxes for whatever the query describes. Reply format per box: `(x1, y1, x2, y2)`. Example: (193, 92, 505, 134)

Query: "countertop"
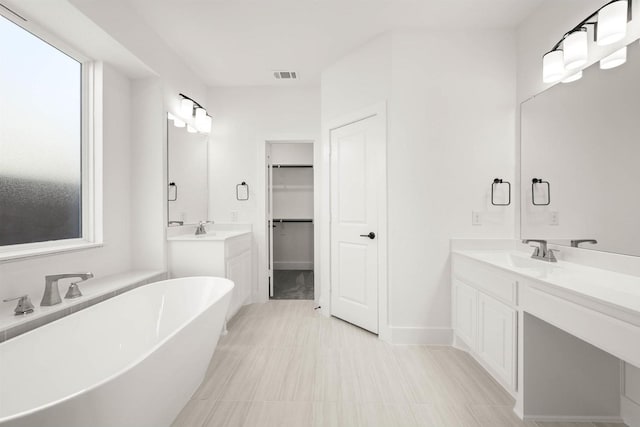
(167, 230, 251, 241)
(453, 249, 640, 318)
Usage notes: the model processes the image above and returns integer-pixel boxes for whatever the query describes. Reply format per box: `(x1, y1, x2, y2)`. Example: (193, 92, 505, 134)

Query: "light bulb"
(167, 112, 176, 121)
(173, 118, 186, 128)
(542, 50, 565, 83)
(597, 0, 628, 46)
(600, 45, 627, 69)
(563, 29, 588, 70)
(562, 70, 583, 83)
(181, 98, 194, 117)
(187, 124, 197, 133)
(202, 115, 212, 133)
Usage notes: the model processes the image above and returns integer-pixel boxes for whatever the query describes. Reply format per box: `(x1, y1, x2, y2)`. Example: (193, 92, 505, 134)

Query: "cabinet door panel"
(227, 251, 252, 319)
(454, 279, 477, 350)
(478, 292, 516, 389)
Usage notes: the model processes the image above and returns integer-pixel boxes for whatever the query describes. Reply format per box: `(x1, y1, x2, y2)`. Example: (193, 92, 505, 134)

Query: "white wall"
(0, 63, 132, 301)
(207, 86, 320, 301)
(320, 30, 516, 343)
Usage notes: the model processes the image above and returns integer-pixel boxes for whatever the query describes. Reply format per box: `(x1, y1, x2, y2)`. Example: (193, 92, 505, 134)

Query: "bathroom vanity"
(167, 228, 252, 319)
(451, 244, 640, 423)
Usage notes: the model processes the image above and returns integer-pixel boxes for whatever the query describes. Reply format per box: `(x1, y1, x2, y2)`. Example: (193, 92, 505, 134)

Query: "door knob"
(360, 232, 376, 239)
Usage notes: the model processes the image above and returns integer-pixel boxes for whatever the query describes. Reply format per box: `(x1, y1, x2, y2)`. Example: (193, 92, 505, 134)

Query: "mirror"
(521, 41, 640, 257)
(167, 117, 209, 226)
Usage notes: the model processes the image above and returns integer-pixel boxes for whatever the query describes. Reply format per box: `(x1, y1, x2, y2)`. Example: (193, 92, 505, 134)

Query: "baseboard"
(273, 262, 314, 270)
(389, 326, 453, 345)
(622, 395, 640, 427)
(523, 415, 624, 423)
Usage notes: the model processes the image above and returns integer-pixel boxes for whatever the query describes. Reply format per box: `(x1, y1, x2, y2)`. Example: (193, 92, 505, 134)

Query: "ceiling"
(115, 0, 544, 86)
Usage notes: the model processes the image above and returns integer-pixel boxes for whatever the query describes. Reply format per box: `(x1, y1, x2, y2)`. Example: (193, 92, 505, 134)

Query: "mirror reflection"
(521, 40, 640, 257)
(167, 117, 209, 226)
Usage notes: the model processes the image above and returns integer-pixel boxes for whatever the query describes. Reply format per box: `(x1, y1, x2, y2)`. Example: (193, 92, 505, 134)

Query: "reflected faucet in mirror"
(571, 239, 598, 248)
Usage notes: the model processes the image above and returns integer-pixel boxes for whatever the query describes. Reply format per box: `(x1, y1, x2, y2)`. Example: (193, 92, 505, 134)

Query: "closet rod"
(272, 164, 313, 168)
(272, 218, 313, 223)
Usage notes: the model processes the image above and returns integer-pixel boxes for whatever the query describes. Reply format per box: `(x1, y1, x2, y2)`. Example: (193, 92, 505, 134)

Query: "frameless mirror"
(521, 40, 640, 257)
(167, 117, 209, 226)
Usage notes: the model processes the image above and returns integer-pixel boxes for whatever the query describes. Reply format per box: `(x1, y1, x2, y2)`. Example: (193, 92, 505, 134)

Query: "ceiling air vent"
(273, 71, 298, 80)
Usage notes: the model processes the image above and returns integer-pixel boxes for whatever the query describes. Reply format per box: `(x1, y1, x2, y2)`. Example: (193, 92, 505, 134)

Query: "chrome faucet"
(522, 239, 557, 262)
(195, 220, 214, 236)
(3, 295, 34, 315)
(168, 220, 184, 226)
(41, 273, 94, 306)
(571, 239, 598, 248)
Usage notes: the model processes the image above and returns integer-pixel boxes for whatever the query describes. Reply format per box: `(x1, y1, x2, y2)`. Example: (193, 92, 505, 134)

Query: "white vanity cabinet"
(167, 231, 252, 319)
(452, 254, 518, 393)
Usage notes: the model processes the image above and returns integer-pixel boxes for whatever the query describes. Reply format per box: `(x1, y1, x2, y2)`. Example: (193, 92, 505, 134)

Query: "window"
(0, 12, 99, 259)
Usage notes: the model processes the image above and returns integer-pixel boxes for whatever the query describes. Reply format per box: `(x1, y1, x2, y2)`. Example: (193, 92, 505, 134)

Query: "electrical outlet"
(549, 211, 559, 226)
(230, 211, 239, 222)
(472, 211, 482, 226)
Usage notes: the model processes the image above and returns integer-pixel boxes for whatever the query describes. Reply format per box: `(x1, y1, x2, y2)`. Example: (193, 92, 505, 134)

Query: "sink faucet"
(571, 239, 597, 248)
(195, 220, 214, 236)
(168, 220, 184, 226)
(522, 239, 557, 262)
(41, 273, 94, 306)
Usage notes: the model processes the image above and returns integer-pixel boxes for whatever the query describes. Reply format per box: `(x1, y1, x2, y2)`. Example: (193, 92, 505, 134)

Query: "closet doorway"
(266, 142, 315, 300)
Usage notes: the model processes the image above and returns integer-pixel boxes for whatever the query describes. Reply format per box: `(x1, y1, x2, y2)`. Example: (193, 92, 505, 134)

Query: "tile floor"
(172, 300, 627, 427)
(272, 270, 314, 300)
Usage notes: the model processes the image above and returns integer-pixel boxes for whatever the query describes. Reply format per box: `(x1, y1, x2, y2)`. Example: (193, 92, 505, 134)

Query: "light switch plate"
(472, 211, 481, 226)
(230, 211, 239, 222)
(549, 211, 559, 226)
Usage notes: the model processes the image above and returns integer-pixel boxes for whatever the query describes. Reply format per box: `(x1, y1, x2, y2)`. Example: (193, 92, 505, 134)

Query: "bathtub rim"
(0, 276, 234, 424)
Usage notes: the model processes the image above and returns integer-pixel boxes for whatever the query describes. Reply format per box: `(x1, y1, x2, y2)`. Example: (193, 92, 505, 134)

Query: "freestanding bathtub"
(0, 276, 233, 427)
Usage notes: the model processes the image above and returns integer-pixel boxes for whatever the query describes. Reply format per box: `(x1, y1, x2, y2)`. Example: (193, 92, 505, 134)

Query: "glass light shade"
(563, 30, 588, 70)
(562, 70, 583, 83)
(180, 98, 194, 117)
(187, 124, 197, 133)
(597, 0, 628, 46)
(195, 107, 208, 130)
(173, 118, 186, 128)
(202, 115, 212, 133)
(167, 112, 176, 121)
(542, 50, 565, 83)
(600, 45, 627, 69)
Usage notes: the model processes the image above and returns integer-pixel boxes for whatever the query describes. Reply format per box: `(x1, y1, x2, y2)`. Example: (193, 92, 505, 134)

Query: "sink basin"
(461, 251, 558, 277)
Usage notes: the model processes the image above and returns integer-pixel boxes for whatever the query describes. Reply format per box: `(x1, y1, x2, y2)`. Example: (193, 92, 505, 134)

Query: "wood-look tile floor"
(172, 300, 627, 427)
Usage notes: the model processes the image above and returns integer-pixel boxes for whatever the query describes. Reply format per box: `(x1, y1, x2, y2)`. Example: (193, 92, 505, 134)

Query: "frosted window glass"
(0, 16, 82, 246)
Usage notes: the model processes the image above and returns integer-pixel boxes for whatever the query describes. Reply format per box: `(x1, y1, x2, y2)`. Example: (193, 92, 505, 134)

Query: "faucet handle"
(3, 295, 35, 315)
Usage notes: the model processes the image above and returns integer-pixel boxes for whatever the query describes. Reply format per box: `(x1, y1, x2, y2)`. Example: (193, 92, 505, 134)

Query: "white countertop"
(453, 249, 640, 317)
(167, 230, 251, 241)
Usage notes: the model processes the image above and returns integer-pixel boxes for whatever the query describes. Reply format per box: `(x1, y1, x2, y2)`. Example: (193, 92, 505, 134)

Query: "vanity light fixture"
(543, 50, 566, 83)
(597, 0, 629, 46)
(175, 93, 212, 134)
(563, 29, 588, 70)
(542, 0, 632, 83)
(174, 118, 186, 128)
(600, 45, 627, 68)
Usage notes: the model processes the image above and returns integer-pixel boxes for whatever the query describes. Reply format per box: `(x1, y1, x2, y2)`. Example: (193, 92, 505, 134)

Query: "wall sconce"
(168, 93, 212, 134)
(542, 0, 632, 84)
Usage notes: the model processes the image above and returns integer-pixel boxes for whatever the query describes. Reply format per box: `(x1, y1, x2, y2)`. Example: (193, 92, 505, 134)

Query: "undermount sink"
(460, 251, 558, 277)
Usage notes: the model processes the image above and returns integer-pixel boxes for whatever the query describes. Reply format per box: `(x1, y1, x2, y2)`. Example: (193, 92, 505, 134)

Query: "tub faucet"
(41, 273, 94, 306)
(522, 239, 557, 262)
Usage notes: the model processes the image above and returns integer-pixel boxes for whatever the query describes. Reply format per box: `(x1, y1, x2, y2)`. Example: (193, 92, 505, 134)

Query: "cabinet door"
(226, 251, 252, 319)
(454, 280, 477, 351)
(478, 292, 516, 389)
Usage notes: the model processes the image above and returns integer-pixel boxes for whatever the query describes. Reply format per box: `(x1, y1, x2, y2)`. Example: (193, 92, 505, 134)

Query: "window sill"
(0, 240, 103, 263)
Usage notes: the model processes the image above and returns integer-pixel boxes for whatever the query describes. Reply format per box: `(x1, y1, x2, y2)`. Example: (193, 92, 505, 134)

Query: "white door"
(330, 114, 383, 333)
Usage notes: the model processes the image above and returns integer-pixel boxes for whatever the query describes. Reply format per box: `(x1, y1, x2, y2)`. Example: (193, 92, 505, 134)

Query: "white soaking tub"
(0, 276, 234, 427)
